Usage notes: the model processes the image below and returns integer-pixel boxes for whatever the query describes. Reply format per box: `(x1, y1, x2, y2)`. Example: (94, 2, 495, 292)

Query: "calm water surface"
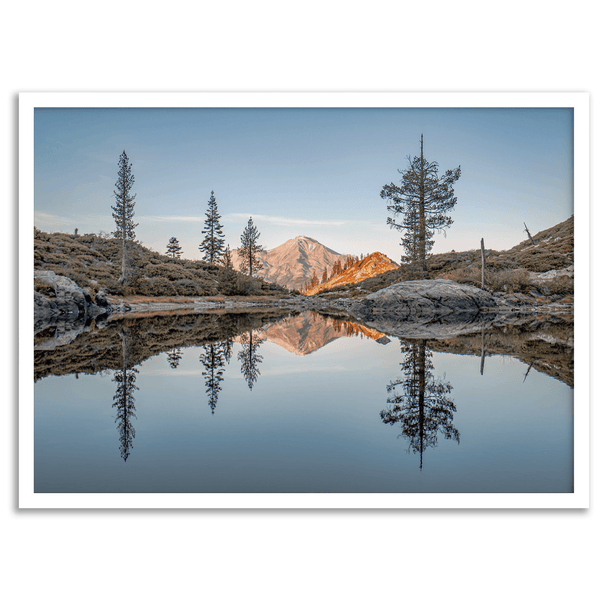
(34, 311, 573, 493)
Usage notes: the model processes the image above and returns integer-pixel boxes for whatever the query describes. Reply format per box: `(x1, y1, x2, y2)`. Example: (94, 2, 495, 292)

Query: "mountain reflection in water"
(34, 309, 574, 491)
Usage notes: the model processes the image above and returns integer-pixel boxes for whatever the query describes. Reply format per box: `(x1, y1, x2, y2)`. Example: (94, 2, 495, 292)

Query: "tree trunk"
(418, 134, 427, 279)
(121, 235, 126, 284)
(480, 327, 486, 375)
(417, 341, 426, 471)
(524, 222, 536, 247)
(481, 238, 485, 288)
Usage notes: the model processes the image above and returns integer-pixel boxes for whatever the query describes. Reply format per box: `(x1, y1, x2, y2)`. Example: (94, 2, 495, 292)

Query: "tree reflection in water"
(112, 331, 138, 462)
(238, 330, 263, 390)
(166, 348, 183, 369)
(381, 339, 459, 470)
(199, 342, 228, 414)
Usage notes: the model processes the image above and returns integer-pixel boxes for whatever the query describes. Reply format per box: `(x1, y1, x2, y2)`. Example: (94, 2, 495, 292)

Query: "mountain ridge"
(230, 235, 352, 290)
(304, 251, 399, 295)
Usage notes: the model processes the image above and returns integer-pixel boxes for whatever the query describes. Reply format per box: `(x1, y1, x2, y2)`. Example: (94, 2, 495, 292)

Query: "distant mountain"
(230, 235, 351, 290)
(304, 251, 399, 296)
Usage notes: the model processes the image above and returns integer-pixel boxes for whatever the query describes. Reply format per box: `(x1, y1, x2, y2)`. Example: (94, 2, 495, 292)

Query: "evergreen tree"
(199, 191, 226, 264)
(111, 151, 138, 283)
(332, 260, 341, 277)
(311, 271, 319, 287)
(166, 236, 183, 258)
(322, 269, 328, 283)
(237, 217, 264, 278)
(381, 135, 461, 279)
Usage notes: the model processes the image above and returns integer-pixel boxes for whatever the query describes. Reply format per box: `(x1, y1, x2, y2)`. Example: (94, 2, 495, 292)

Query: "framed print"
(19, 92, 589, 508)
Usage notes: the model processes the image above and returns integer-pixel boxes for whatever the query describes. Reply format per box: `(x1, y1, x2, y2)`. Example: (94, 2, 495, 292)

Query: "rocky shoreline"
(34, 270, 573, 335)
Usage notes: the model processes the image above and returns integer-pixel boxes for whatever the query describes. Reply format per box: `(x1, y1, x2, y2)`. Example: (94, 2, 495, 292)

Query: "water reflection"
(381, 339, 459, 470)
(167, 348, 183, 369)
(199, 342, 227, 413)
(34, 309, 574, 493)
(112, 331, 138, 462)
(238, 331, 264, 390)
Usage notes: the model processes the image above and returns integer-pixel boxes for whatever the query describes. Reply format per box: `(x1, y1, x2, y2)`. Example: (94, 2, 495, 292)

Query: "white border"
(19, 92, 590, 509)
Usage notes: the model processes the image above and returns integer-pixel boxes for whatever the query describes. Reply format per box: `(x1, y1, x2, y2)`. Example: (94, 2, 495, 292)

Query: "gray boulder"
(350, 279, 497, 322)
(352, 311, 496, 340)
(34, 271, 112, 332)
(35, 270, 87, 319)
(348, 279, 497, 339)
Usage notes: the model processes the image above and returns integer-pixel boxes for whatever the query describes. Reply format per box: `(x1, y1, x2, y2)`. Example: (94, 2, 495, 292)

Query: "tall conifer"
(111, 151, 138, 283)
(237, 216, 264, 278)
(381, 135, 461, 279)
(199, 191, 225, 264)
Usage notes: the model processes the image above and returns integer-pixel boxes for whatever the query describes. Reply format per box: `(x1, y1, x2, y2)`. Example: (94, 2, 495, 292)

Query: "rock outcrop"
(347, 279, 497, 339)
(34, 270, 113, 334)
(350, 279, 496, 320)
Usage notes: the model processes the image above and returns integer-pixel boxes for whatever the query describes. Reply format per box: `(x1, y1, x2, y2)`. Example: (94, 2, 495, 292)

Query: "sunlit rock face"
(304, 251, 399, 296)
(349, 279, 497, 336)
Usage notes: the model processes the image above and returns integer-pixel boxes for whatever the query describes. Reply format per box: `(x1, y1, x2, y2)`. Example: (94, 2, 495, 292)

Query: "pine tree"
(333, 260, 341, 277)
(322, 269, 328, 283)
(237, 217, 264, 278)
(166, 236, 183, 258)
(199, 191, 225, 264)
(381, 135, 461, 279)
(111, 151, 138, 283)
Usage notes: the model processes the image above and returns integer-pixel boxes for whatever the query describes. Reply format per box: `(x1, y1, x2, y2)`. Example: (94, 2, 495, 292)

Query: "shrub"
(34, 281, 55, 297)
(539, 275, 574, 296)
(488, 269, 531, 293)
(174, 279, 203, 295)
(443, 267, 533, 294)
(515, 248, 571, 272)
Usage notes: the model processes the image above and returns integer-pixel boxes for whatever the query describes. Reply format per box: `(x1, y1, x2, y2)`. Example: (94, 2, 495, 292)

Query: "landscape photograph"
(23, 95, 586, 507)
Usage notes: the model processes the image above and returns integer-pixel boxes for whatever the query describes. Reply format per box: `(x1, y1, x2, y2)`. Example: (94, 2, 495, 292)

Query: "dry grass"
(116, 295, 198, 304)
(319, 216, 574, 296)
(441, 266, 532, 293)
(34, 228, 292, 298)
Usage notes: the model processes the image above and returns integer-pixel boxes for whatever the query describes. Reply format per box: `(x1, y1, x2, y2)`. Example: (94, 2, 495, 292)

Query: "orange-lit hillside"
(303, 252, 398, 296)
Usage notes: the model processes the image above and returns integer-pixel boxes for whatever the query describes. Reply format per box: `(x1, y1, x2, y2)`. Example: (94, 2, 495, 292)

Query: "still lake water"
(34, 311, 574, 493)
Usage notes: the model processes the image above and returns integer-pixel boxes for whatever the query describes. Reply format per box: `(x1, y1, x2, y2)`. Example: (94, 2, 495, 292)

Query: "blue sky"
(34, 107, 573, 262)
